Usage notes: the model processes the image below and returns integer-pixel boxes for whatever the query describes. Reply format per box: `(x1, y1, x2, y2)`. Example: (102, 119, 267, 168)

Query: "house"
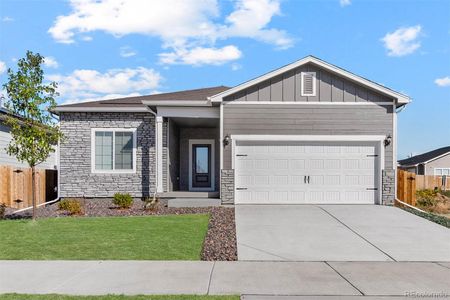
(398, 146, 450, 175)
(0, 106, 57, 169)
(53, 56, 410, 205)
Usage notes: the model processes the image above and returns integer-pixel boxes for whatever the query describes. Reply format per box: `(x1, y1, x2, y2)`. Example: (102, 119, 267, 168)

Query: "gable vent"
(301, 72, 316, 96)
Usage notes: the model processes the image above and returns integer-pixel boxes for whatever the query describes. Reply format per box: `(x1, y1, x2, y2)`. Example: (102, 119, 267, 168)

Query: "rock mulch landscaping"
(6, 198, 237, 261)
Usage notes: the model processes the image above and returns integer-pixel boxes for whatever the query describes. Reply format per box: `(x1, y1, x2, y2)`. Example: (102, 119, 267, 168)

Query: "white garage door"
(234, 141, 379, 204)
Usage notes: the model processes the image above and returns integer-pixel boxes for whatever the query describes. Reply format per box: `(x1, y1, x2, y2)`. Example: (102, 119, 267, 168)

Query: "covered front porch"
(145, 101, 221, 201)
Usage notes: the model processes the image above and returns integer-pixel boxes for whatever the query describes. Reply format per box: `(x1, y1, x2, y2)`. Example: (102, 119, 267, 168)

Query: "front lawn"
(0, 295, 238, 300)
(0, 215, 209, 260)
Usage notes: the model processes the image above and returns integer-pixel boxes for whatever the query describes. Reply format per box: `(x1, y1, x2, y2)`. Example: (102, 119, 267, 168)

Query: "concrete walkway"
(1, 261, 450, 297)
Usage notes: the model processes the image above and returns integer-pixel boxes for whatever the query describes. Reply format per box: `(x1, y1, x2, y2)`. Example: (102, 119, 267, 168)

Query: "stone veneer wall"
(220, 169, 234, 204)
(59, 112, 157, 198)
(382, 169, 395, 205)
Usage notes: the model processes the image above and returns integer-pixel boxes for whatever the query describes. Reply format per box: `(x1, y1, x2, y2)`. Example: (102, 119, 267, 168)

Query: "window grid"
(434, 168, 450, 176)
(92, 129, 136, 173)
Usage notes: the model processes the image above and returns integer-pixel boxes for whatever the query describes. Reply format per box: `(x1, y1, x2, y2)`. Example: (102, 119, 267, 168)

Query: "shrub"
(416, 189, 437, 202)
(113, 193, 133, 209)
(58, 199, 83, 215)
(440, 190, 450, 198)
(143, 196, 159, 211)
(0, 203, 6, 220)
(416, 197, 437, 208)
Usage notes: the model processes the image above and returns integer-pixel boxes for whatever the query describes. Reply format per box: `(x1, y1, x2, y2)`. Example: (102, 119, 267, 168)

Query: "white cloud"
(1, 16, 14, 22)
(340, 0, 351, 6)
(44, 57, 59, 68)
(231, 63, 242, 71)
(47, 67, 163, 103)
(120, 46, 137, 58)
(159, 45, 242, 66)
(48, 0, 292, 65)
(61, 92, 142, 104)
(81, 36, 93, 41)
(381, 25, 422, 57)
(220, 0, 293, 49)
(435, 76, 450, 87)
(0, 61, 6, 74)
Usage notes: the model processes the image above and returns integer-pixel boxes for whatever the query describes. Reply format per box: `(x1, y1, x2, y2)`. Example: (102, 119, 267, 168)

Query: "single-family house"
(398, 146, 450, 175)
(53, 56, 411, 205)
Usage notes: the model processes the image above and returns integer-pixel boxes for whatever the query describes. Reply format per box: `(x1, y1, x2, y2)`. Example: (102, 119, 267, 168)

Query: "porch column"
(156, 115, 164, 193)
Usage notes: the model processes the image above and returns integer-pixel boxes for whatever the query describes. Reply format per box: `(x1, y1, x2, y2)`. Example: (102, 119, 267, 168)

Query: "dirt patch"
(5, 198, 237, 261)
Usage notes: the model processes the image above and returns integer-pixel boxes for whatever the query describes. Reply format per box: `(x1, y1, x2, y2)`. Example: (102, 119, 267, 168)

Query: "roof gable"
(398, 146, 450, 166)
(209, 56, 410, 105)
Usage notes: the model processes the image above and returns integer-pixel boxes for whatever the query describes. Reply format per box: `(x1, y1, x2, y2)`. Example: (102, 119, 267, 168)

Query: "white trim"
(142, 100, 211, 106)
(434, 168, 450, 176)
(167, 119, 170, 192)
(156, 106, 219, 118)
(219, 103, 224, 199)
(54, 106, 148, 113)
(226, 101, 394, 106)
(230, 134, 385, 205)
(156, 116, 164, 193)
(90, 128, 137, 174)
(422, 151, 450, 165)
(393, 104, 397, 198)
(230, 134, 386, 142)
(209, 56, 411, 105)
(220, 103, 224, 170)
(188, 139, 215, 192)
(301, 72, 317, 97)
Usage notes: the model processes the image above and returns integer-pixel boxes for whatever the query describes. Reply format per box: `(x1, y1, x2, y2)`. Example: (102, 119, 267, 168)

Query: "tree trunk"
(31, 166, 36, 220)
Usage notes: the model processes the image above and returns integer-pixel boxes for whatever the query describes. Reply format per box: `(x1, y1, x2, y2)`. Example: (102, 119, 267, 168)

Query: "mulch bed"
(5, 198, 237, 261)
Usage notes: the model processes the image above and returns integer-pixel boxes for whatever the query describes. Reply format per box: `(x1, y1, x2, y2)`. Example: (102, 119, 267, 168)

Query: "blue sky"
(0, 0, 449, 159)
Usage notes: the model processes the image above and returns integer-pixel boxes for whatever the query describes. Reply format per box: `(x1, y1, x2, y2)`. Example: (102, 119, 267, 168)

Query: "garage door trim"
(231, 135, 385, 205)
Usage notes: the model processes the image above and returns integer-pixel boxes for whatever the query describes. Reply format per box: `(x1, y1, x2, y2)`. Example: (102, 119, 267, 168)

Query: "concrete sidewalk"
(1, 261, 450, 297)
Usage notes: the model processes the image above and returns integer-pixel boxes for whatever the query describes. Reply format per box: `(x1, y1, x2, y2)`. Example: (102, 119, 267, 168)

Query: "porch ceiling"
(170, 117, 219, 128)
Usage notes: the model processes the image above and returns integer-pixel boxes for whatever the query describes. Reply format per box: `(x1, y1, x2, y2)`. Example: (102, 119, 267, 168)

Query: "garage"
(234, 138, 382, 204)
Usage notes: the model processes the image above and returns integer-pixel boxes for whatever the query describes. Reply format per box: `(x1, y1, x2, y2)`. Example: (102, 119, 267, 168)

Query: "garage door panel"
(235, 141, 379, 204)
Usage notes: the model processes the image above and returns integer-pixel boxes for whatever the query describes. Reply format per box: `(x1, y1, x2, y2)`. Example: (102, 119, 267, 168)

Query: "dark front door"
(192, 144, 211, 188)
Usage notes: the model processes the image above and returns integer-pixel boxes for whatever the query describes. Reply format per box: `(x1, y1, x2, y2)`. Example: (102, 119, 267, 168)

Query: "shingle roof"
(398, 146, 450, 166)
(55, 86, 230, 108)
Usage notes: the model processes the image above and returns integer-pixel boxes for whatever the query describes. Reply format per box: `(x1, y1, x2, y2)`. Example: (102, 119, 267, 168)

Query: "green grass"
(0, 295, 238, 300)
(0, 215, 209, 260)
(402, 207, 450, 228)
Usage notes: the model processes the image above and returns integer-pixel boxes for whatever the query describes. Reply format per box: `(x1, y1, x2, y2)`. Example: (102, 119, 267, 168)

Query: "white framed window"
(434, 168, 450, 176)
(91, 128, 137, 173)
(301, 71, 317, 96)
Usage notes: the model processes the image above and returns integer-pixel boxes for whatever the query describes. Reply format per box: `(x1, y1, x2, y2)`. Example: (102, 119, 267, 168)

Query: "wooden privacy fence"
(397, 169, 450, 206)
(397, 169, 416, 205)
(0, 165, 48, 209)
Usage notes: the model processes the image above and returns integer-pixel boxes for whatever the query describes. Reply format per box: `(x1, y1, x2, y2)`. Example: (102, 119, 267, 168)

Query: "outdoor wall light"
(384, 134, 392, 147)
(223, 135, 231, 146)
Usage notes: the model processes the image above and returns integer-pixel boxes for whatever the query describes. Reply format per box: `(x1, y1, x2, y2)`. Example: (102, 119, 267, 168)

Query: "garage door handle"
(304, 176, 307, 184)
(236, 188, 247, 190)
(236, 154, 248, 157)
(307, 176, 310, 184)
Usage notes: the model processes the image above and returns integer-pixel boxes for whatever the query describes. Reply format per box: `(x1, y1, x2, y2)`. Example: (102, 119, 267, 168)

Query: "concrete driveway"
(235, 205, 450, 261)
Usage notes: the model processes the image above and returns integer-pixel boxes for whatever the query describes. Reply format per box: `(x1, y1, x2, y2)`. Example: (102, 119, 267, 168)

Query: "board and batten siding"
(223, 63, 393, 103)
(222, 104, 394, 170)
(0, 123, 57, 169)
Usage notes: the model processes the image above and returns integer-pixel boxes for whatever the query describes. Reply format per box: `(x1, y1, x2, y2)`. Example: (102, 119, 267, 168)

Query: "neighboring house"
(0, 106, 57, 169)
(53, 56, 410, 205)
(398, 146, 450, 175)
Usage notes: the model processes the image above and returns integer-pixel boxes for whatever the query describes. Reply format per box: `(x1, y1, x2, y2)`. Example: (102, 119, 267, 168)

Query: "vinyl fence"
(0, 165, 57, 209)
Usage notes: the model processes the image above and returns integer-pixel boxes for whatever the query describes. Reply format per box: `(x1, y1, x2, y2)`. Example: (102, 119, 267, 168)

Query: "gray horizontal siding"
(0, 123, 57, 169)
(224, 63, 393, 103)
(223, 104, 394, 170)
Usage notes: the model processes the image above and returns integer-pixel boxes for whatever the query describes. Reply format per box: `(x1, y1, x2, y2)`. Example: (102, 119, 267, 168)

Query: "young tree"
(3, 51, 62, 220)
